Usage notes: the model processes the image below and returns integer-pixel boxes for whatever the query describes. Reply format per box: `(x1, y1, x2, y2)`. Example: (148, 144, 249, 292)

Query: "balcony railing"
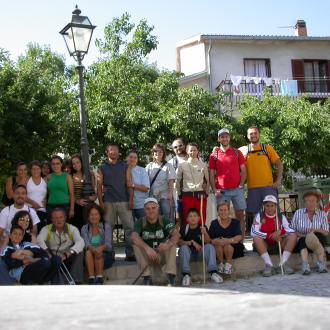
(217, 78, 330, 111)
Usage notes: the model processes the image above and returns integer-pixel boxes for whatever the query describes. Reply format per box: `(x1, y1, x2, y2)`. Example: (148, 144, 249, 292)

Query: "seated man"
(131, 198, 179, 286)
(251, 195, 297, 277)
(179, 208, 223, 286)
(1, 226, 61, 284)
(37, 208, 85, 284)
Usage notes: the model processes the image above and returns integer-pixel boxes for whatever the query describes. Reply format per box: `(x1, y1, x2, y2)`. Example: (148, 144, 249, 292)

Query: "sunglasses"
(173, 144, 183, 149)
(18, 217, 30, 222)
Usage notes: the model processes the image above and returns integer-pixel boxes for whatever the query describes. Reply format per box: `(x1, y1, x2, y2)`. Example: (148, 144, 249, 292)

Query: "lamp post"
(60, 6, 96, 197)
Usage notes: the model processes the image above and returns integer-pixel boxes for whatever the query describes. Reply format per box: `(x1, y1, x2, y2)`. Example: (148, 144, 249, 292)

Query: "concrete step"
(104, 252, 330, 285)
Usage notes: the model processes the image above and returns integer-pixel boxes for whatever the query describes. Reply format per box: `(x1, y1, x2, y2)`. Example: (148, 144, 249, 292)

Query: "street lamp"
(60, 5, 96, 197)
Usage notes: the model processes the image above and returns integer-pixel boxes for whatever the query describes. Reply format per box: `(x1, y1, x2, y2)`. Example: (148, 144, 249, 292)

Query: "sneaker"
(282, 262, 294, 275)
(125, 255, 136, 262)
(263, 264, 275, 277)
(316, 261, 328, 273)
(224, 263, 233, 275)
(210, 272, 223, 284)
(95, 277, 104, 285)
(302, 262, 311, 275)
(182, 274, 191, 287)
(218, 263, 225, 274)
(167, 274, 176, 287)
(88, 277, 95, 285)
(142, 276, 153, 285)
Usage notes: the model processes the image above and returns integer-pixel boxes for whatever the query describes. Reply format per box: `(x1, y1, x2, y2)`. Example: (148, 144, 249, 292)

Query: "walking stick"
(200, 194, 206, 285)
(132, 264, 149, 285)
(275, 207, 284, 276)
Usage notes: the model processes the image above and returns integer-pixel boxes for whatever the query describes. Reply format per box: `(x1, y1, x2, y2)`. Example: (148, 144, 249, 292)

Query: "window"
(304, 60, 327, 92)
(244, 59, 271, 77)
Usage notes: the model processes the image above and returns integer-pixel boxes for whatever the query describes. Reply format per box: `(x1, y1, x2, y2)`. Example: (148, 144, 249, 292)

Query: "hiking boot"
(125, 255, 136, 262)
(224, 263, 233, 275)
(88, 277, 95, 285)
(210, 272, 223, 284)
(263, 264, 275, 277)
(218, 263, 225, 274)
(302, 262, 311, 275)
(282, 262, 294, 275)
(95, 277, 104, 285)
(182, 274, 191, 287)
(316, 261, 328, 273)
(142, 276, 153, 285)
(167, 274, 176, 287)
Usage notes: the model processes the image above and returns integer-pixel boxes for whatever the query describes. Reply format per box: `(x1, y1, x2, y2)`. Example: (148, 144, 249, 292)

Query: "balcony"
(217, 78, 330, 111)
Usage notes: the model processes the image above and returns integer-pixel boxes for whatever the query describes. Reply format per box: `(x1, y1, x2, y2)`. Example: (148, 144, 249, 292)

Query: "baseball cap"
(218, 128, 230, 136)
(263, 195, 278, 204)
(144, 197, 159, 206)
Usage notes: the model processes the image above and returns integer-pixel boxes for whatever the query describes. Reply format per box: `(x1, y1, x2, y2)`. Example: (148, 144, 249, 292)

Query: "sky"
(1, 0, 330, 70)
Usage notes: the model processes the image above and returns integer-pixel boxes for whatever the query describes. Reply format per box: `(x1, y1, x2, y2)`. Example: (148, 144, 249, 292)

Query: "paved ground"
(1, 272, 329, 330)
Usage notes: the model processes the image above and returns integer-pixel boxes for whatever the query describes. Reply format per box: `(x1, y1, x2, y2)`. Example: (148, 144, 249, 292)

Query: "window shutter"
(291, 59, 305, 92)
(327, 60, 330, 92)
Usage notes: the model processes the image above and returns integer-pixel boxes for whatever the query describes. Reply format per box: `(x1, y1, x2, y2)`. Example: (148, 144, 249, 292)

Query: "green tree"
(237, 91, 330, 185)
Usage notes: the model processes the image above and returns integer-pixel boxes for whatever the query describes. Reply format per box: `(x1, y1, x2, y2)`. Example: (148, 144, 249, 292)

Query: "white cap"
(218, 128, 230, 136)
(144, 197, 159, 206)
(263, 195, 278, 204)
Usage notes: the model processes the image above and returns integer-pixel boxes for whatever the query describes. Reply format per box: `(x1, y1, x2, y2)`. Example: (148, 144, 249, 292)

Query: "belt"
(182, 191, 206, 198)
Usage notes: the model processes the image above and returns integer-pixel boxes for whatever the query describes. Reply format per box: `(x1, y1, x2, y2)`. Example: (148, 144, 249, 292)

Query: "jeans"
(159, 199, 174, 223)
(133, 208, 145, 222)
(179, 244, 218, 274)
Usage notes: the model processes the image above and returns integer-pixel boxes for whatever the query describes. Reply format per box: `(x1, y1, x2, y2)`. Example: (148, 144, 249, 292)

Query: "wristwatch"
(70, 249, 76, 255)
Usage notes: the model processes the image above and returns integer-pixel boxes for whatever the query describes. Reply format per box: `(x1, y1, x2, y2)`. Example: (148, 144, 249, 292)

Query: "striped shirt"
(290, 208, 329, 235)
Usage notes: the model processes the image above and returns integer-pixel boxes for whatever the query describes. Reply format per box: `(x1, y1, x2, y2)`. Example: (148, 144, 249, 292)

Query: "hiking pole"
(275, 207, 284, 276)
(132, 264, 149, 285)
(200, 194, 206, 285)
(60, 262, 76, 285)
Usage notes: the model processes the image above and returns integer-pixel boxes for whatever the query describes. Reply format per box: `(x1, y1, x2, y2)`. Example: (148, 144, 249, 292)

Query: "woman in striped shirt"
(291, 190, 329, 275)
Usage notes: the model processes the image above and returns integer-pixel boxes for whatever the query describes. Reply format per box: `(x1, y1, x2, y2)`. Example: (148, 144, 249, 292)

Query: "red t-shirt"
(209, 147, 245, 189)
(260, 214, 286, 240)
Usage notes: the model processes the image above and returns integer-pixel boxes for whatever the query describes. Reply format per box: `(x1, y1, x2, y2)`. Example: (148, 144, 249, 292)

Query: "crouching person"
(37, 208, 85, 284)
(1, 226, 61, 284)
(179, 208, 223, 286)
(291, 191, 329, 275)
(131, 198, 179, 286)
(81, 203, 113, 285)
(251, 195, 297, 277)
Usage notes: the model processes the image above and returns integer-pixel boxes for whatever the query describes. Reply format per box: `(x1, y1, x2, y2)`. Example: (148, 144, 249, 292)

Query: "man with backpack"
(131, 198, 180, 286)
(37, 208, 85, 284)
(209, 128, 247, 237)
(239, 126, 283, 216)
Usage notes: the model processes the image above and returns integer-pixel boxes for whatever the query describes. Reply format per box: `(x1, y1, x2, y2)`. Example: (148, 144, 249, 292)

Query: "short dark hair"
(172, 137, 184, 145)
(303, 190, 321, 201)
(12, 210, 33, 231)
(187, 208, 200, 216)
(14, 184, 27, 192)
(85, 203, 104, 222)
(186, 142, 199, 150)
(105, 143, 120, 152)
(128, 150, 139, 158)
(247, 126, 260, 133)
(16, 162, 27, 170)
(30, 160, 42, 169)
(51, 155, 63, 163)
(10, 225, 24, 234)
(217, 201, 230, 211)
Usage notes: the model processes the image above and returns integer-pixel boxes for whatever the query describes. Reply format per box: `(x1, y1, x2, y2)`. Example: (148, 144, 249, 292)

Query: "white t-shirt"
(27, 177, 47, 212)
(0, 204, 40, 236)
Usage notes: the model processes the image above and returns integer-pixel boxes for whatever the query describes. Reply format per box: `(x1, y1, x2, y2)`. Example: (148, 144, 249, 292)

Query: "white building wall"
(180, 43, 207, 76)
(209, 40, 330, 92)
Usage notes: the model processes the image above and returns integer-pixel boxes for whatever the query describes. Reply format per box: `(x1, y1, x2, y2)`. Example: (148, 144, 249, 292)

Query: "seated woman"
(291, 190, 329, 275)
(251, 195, 297, 277)
(1, 226, 61, 285)
(11, 210, 37, 244)
(209, 202, 244, 275)
(81, 203, 113, 285)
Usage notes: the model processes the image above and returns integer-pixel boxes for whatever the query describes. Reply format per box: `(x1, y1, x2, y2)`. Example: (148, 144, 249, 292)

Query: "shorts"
(232, 243, 245, 259)
(247, 186, 278, 214)
(217, 188, 246, 211)
(295, 233, 326, 253)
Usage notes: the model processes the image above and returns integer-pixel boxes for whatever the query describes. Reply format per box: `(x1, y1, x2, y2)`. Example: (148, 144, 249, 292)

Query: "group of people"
(0, 126, 328, 286)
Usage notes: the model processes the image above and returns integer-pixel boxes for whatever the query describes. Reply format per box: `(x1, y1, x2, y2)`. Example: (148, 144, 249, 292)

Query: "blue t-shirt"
(208, 218, 242, 239)
(131, 166, 150, 209)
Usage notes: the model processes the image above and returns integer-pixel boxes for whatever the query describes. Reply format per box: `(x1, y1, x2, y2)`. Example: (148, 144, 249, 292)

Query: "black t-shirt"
(180, 224, 209, 246)
(209, 219, 242, 239)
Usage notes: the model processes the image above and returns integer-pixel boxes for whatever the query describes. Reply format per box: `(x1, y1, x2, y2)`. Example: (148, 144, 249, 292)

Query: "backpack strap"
(47, 224, 53, 241)
(184, 224, 189, 236)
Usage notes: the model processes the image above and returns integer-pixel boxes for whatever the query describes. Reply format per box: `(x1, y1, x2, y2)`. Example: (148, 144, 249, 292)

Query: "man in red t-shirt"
(209, 128, 247, 236)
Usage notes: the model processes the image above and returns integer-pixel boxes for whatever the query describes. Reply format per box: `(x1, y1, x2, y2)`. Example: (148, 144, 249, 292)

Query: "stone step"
(104, 253, 330, 285)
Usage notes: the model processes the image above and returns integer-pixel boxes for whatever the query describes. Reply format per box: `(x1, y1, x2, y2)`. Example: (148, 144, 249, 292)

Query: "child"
(179, 208, 223, 286)
(1, 226, 61, 284)
(251, 195, 297, 277)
